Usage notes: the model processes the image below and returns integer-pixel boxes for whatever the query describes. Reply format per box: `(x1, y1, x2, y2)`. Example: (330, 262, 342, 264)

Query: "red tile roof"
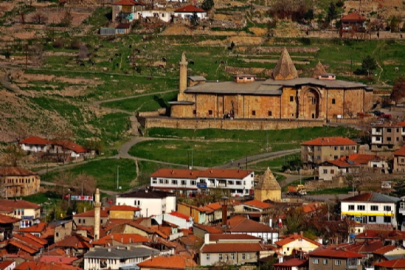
(394, 145, 405, 156)
(0, 213, 20, 224)
(310, 246, 365, 259)
(193, 224, 223, 234)
(302, 202, 323, 213)
(92, 233, 151, 246)
(0, 199, 40, 211)
(73, 208, 109, 218)
(110, 205, 141, 211)
(52, 235, 92, 249)
(301, 137, 357, 146)
(341, 12, 367, 22)
(19, 222, 47, 233)
(151, 169, 201, 179)
(209, 234, 260, 241)
(170, 211, 192, 221)
(137, 254, 197, 269)
(374, 258, 405, 268)
(9, 233, 47, 254)
(274, 258, 308, 267)
(20, 136, 52, 145)
(112, 0, 145, 5)
(16, 261, 82, 270)
(244, 200, 272, 209)
(175, 5, 206, 12)
(201, 243, 263, 253)
(345, 239, 384, 254)
(0, 167, 37, 177)
(0, 261, 14, 269)
(39, 256, 79, 265)
(275, 233, 321, 247)
(226, 216, 276, 233)
(373, 245, 397, 255)
(54, 141, 87, 153)
(151, 168, 252, 180)
(326, 154, 378, 167)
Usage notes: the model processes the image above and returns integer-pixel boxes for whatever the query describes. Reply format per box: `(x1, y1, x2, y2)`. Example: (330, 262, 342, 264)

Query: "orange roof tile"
(0, 167, 37, 177)
(0, 199, 40, 211)
(53, 235, 91, 249)
(374, 258, 405, 268)
(275, 233, 321, 247)
(301, 137, 357, 146)
(112, 0, 145, 5)
(175, 5, 206, 12)
(20, 136, 52, 145)
(341, 12, 367, 22)
(151, 168, 252, 180)
(325, 154, 377, 167)
(74, 208, 109, 218)
(39, 256, 79, 265)
(310, 246, 365, 259)
(137, 254, 197, 269)
(193, 224, 223, 234)
(0, 261, 14, 269)
(53, 141, 87, 154)
(244, 200, 272, 209)
(170, 211, 192, 221)
(16, 261, 82, 270)
(0, 213, 20, 224)
(394, 145, 405, 156)
(19, 222, 47, 233)
(373, 245, 397, 255)
(226, 216, 276, 233)
(209, 234, 260, 241)
(274, 258, 308, 267)
(302, 202, 323, 213)
(202, 243, 263, 253)
(92, 233, 151, 246)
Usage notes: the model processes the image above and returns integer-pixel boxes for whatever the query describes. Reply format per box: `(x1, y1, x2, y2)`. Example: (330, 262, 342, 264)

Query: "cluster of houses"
(1, 163, 405, 270)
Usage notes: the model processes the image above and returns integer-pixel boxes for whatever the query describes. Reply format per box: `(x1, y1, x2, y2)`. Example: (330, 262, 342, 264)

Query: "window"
(247, 254, 251, 259)
(287, 247, 290, 251)
(181, 180, 186, 185)
(335, 260, 341, 265)
(313, 259, 319, 265)
(317, 147, 321, 151)
(332, 98, 336, 104)
(268, 111, 272, 116)
(56, 232, 59, 237)
(384, 216, 392, 223)
(228, 180, 234, 185)
(334, 156, 338, 159)
(165, 180, 169, 184)
(369, 216, 376, 222)
(191, 181, 196, 185)
(208, 110, 213, 115)
(193, 110, 196, 115)
(290, 96, 294, 102)
(159, 179, 164, 184)
(236, 181, 242, 185)
(323, 259, 328, 264)
(83, 219, 86, 224)
(387, 128, 392, 133)
(397, 137, 400, 141)
(323, 169, 327, 174)
(352, 146, 356, 150)
(357, 205, 365, 210)
(331, 169, 335, 173)
(384, 206, 392, 211)
(371, 205, 378, 211)
(402, 158, 405, 163)
(387, 137, 392, 142)
(252, 110, 256, 116)
(231, 253, 235, 260)
(242, 253, 246, 260)
(334, 146, 338, 150)
(348, 205, 355, 210)
(78, 219, 81, 224)
(317, 156, 321, 160)
(206, 254, 210, 260)
(340, 146, 344, 150)
(376, 137, 381, 141)
(172, 180, 178, 185)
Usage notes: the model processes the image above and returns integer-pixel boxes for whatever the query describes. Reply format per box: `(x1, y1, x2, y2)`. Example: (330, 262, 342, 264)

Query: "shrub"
(53, 39, 64, 48)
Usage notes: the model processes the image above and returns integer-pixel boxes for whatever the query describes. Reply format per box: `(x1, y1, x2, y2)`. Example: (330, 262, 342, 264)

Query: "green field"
(45, 158, 137, 191)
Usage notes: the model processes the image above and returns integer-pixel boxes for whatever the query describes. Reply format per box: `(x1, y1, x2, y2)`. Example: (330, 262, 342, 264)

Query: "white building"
(150, 168, 254, 197)
(84, 246, 159, 270)
(340, 192, 401, 227)
(116, 189, 176, 217)
(174, 5, 208, 20)
(19, 136, 52, 152)
(152, 212, 193, 230)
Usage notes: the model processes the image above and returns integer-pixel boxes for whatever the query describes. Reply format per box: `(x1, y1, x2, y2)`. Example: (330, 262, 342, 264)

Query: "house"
(19, 136, 52, 152)
(53, 220, 73, 243)
(115, 23, 132, 34)
(393, 145, 405, 173)
(84, 246, 160, 270)
(72, 207, 109, 229)
(242, 200, 273, 212)
(340, 193, 401, 228)
(224, 215, 279, 244)
(15, 261, 82, 270)
(371, 122, 405, 151)
(374, 258, 405, 270)
(116, 189, 176, 217)
(204, 200, 242, 223)
(19, 222, 48, 237)
(309, 246, 364, 270)
(273, 258, 308, 270)
(200, 234, 264, 266)
(318, 154, 388, 181)
(0, 167, 41, 197)
(275, 232, 321, 256)
(373, 245, 405, 262)
(137, 254, 197, 270)
(109, 205, 141, 219)
(193, 223, 223, 239)
(50, 234, 92, 257)
(6, 233, 47, 257)
(0, 261, 16, 270)
(150, 168, 255, 197)
(0, 214, 20, 241)
(92, 233, 151, 247)
(340, 11, 367, 31)
(0, 199, 41, 228)
(301, 137, 357, 167)
(39, 256, 79, 266)
(177, 203, 206, 224)
(153, 212, 193, 230)
(174, 5, 207, 20)
(51, 140, 90, 160)
(112, 0, 146, 22)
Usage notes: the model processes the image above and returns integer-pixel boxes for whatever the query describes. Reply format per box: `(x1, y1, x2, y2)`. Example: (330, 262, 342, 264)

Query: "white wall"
(341, 201, 397, 226)
(153, 213, 193, 229)
(116, 196, 176, 217)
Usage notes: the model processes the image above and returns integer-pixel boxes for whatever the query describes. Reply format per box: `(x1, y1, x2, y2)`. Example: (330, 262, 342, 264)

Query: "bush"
(70, 39, 81, 50)
(53, 39, 64, 48)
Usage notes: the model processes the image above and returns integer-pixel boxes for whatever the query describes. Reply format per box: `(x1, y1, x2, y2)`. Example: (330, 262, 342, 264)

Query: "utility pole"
(117, 166, 120, 189)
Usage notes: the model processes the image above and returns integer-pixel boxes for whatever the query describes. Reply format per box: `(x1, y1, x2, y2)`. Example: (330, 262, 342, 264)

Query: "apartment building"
(371, 123, 405, 150)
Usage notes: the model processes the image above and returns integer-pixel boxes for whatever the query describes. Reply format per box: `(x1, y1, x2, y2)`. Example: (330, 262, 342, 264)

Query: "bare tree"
(73, 174, 96, 195)
(29, 44, 45, 67)
(78, 45, 88, 60)
(32, 12, 48, 24)
(53, 171, 75, 199)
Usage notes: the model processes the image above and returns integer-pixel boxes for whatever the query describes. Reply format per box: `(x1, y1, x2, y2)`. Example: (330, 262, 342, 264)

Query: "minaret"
(94, 188, 101, 241)
(178, 52, 188, 99)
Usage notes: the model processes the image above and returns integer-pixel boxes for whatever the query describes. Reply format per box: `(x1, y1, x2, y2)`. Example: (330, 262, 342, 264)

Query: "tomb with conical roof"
(272, 47, 298, 80)
(311, 61, 327, 78)
(254, 167, 281, 202)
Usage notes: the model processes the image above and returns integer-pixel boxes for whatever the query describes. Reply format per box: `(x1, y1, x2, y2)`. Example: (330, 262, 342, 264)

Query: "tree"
(0, 144, 27, 167)
(361, 55, 377, 76)
(326, 2, 337, 23)
(190, 11, 200, 27)
(60, 10, 73, 27)
(388, 15, 402, 32)
(284, 207, 306, 234)
(53, 171, 74, 199)
(72, 174, 96, 195)
(390, 77, 405, 105)
(30, 44, 45, 67)
(391, 180, 405, 197)
(32, 12, 48, 24)
(201, 0, 214, 11)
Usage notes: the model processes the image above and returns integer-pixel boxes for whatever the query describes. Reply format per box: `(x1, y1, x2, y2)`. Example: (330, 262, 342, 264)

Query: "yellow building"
(177, 203, 207, 224)
(254, 167, 281, 202)
(275, 233, 321, 256)
(109, 205, 141, 220)
(0, 167, 40, 197)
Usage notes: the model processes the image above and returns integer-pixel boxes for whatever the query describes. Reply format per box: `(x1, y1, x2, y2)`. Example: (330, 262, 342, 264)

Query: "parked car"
(372, 110, 383, 116)
(378, 113, 392, 119)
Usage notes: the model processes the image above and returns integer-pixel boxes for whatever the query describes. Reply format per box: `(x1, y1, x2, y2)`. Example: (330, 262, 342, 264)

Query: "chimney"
(300, 231, 303, 237)
(94, 188, 101, 241)
(204, 233, 210, 244)
(221, 197, 228, 227)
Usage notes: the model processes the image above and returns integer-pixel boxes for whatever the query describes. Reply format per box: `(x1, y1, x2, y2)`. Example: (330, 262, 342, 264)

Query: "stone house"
(169, 49, 373, 121)
(301, 137, 357, 168)
(371, 122, 405, 151)
(340, 12, 367, 31)
(112, 0, 146, 22)
(309, 246, 364, 270)
(0, 167, 41, 197)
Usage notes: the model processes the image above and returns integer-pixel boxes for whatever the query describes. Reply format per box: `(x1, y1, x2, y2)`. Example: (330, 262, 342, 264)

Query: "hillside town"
(1, 0, 405, 269)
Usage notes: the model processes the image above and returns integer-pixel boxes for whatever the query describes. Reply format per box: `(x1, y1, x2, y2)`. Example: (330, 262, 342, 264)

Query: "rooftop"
(201, 243, 263, 253)
(150, 168, 253, 180)
(225, 216, 277, 233)
(137, 254, 197, 269)
(0, 199, 40, 212)
(110, 205, 141, 211)
(325, 154, 378, 167)
(20, 136, 52, 145)
(91, 233, 151, 246)
(374, 258, 405, 268)
(84, 246, 159, 259)
(0, 167, 37, 177)
(341, 192, 401, 203)
(244, 200, 273, 209)
(310, 246, 365, 259)
(174, 5, 206, 12)
(273, 47, 298, 80)
(301, 137, 357, 146)
(254, 167, 281, 191)
(274, 258, 308, 267)
(209, 234, 261, 242)
(119, 189, 175, 199)
(341, 11, 367, 22)
(275, 233, 321, 247)
(394, 145, 405, 156)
